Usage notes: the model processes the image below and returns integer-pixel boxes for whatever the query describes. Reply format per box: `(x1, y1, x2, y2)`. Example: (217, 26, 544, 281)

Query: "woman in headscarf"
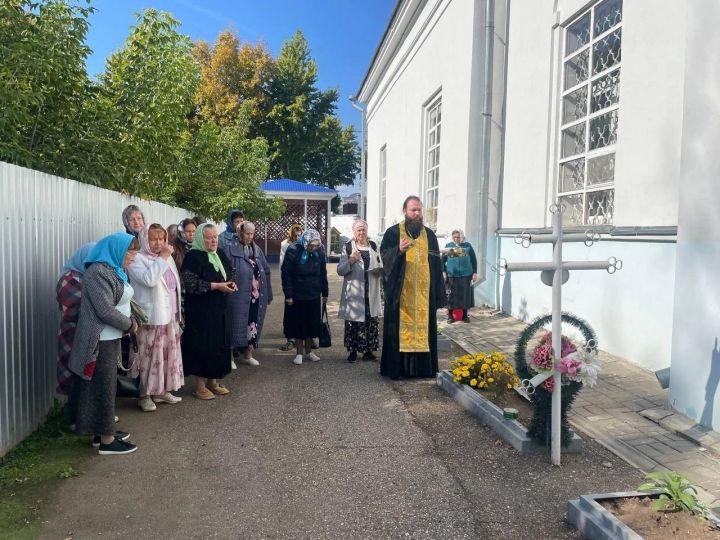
(127, 224, 183, 411)
(337, 220, 383, 363)
(279, 224, 303, 351)
(181, 223, 237, 399)
(68, 233, 140, 455)
(56, 242, 96, 396)
(122, 205, 145, 237)
(224, 221, 273, 367)
(442, 229, 478, 323)
(281, 229, 328, 366)
(219, 208, 244, 251)
(172, 218, 197, 270)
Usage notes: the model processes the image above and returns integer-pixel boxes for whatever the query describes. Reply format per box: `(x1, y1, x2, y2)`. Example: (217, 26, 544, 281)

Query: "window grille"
(424, 97, 441, 230)
(558, 0, 622, 225)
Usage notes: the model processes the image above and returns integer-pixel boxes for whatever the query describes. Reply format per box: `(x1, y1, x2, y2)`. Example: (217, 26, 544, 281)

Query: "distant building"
(357, 0, 720, 428)
(340, 193, 361, 215)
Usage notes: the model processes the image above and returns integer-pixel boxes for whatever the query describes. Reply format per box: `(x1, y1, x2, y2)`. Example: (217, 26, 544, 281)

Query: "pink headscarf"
(138, 224, 167, 259)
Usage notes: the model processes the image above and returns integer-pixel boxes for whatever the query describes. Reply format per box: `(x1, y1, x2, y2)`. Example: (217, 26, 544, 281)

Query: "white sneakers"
(292, 353, 320, 365)
(138, 397, 157, 412)
(153, 392, 182, 404)
(231, 359, 238, 370)
(240, 357, 260, 366)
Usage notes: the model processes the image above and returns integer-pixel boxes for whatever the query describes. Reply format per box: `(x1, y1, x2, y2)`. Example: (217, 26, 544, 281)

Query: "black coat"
(379, 223, 446, 378)
(281, 243, 329, 301)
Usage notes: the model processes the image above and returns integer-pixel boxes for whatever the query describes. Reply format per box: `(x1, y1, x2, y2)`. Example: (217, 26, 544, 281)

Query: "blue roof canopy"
(261, 178, 337, 195)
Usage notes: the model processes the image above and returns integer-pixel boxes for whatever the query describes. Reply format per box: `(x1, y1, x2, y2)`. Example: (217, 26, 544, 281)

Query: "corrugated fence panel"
(0, 162, 190, 456)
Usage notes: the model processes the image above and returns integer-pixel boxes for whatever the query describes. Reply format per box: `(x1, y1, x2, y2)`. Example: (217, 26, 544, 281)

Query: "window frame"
(423, 95, 442, 230)
(557, 0, 622, 226)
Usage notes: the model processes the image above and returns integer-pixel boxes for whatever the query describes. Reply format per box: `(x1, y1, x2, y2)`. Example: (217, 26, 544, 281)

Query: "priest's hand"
(399, 238, 412, 253)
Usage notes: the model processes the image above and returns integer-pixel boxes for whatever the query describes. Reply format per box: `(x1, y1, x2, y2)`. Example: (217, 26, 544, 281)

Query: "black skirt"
(447, 276, 473, 310)
(286, 298, 321, 339)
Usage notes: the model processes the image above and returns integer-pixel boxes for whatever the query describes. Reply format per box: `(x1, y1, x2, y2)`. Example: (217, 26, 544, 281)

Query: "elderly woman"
(337, 220, 383, 363)
(181, 223, 237, 399)
(68, 233, 140, 455)
(281, 229, 328, 365)
(279, 224, 303, 351)
(442, 229, 478, 323)
(224, 221, 273, 367)
(172, 218, 196, 270)
(219, 208, 244, 251)
(56, 242, 96, 396)
(127, 224, 183, 411)
(122, 205, 145, 237)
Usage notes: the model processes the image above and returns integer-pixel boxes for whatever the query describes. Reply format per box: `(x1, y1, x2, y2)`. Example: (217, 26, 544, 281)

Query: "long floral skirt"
(344, 318, 380, 353)
(56, 271, 82, 395)
(129, 320, 184, 396)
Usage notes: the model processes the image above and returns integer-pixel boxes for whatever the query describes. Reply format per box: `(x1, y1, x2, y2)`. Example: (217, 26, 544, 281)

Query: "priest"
(380, 195, 446, 379)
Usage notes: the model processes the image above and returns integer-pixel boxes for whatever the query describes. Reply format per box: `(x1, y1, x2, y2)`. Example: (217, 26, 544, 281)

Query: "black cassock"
(380, 223, 446, 379)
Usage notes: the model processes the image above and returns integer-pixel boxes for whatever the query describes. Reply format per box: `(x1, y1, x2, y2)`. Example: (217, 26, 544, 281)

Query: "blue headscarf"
(84, 232, 135, 283)
(298, 229, 321, 265)
(60, 242, 96, 276)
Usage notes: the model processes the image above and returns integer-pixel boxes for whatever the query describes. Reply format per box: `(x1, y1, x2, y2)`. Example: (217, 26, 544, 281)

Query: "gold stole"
(399, 221, 430, 352)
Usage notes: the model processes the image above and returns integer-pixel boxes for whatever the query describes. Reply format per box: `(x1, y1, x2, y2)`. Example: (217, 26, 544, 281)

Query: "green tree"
(0, 0, 94, 178)
(259, 31, 359, 188)
(175, 117, 284, 223)
(98, 9, 198, 200)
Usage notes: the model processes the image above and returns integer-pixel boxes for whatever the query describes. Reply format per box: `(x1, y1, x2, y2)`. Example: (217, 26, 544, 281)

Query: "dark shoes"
(462, 316, 471, 323)
(447, 317, 455, 324)
(362, 351, 377, 361)
(92, 431, 130, 448)
(98, 438, 137, 455)
(279, 340, 295, 351)
(347, 351, 357, 363)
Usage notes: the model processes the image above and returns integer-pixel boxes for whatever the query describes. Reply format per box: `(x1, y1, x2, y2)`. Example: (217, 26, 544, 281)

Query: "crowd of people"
(55, 196, 477, 456)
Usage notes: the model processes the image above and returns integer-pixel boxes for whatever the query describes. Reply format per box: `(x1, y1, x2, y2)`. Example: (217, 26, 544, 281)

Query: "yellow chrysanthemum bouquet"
(450, 352, 520, 399)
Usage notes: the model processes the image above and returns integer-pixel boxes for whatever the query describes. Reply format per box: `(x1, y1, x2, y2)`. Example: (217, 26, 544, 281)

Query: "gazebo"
(255, 178, 337, 261)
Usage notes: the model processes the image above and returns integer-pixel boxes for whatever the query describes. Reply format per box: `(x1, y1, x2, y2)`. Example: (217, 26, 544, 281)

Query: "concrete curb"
(437, 370, 583, 454)
(567, 490, 720, 539)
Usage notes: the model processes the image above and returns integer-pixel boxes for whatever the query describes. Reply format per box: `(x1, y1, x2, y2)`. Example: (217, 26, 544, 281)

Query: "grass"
(0, 401, 92, 539)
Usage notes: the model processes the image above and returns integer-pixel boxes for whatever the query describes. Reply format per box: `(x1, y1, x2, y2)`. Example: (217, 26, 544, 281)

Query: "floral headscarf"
(138, 224, 167, 259)
(298, 229, 322, 265)
(191, 223, 227, 279)
(177, 219, 194, 247)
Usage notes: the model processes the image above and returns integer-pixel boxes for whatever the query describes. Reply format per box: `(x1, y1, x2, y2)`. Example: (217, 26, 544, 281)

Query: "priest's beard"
(405, 216, 423, 237)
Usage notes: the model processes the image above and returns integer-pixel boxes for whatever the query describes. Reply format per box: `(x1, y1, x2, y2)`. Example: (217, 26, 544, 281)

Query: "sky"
(85, 0, 396, 131)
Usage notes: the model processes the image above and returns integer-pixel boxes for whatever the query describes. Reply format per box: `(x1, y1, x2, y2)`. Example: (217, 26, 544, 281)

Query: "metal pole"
(551, 204, 562, 466)
(349, 97, 367, 220)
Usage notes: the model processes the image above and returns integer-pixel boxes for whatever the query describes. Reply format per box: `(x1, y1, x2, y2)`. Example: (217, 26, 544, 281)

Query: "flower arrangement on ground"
(450, 351, 520, 400)
(515, 313, 599, 447)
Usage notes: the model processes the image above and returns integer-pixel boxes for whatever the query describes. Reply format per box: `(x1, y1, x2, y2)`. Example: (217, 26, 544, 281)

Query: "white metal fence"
(0, 161, 191, 456)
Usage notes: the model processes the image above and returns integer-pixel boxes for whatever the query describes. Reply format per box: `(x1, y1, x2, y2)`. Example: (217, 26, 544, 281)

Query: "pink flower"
(557, 356, 583, 376)
(532, 343, 553, 371)
(83, 360, 96, 379)
(543, 377, 555, 392)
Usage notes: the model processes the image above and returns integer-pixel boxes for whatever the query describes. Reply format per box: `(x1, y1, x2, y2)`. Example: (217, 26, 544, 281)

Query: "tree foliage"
(0, 0, 94, 179)
(0, 3, 356, 221)
(259, 31, 359, 188)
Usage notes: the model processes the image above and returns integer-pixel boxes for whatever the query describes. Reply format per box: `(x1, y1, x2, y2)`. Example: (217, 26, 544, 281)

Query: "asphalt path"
(39, 264, 641, 539)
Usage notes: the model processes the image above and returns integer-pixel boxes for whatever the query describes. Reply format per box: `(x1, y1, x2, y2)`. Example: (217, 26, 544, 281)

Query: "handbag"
(319, 303, 332, 348)
(116, 335, 142, 398)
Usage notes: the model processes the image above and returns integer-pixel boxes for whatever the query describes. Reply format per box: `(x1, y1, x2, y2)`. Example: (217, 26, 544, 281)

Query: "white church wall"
(669, 0, 720, 429)
(501, 0, 686, 229)
(498, 237, 676, 372)
(364, 0, 480, 237)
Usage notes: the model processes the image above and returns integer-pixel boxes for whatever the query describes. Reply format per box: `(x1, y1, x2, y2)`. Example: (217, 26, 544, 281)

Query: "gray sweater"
(68, 263, 133, 380)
